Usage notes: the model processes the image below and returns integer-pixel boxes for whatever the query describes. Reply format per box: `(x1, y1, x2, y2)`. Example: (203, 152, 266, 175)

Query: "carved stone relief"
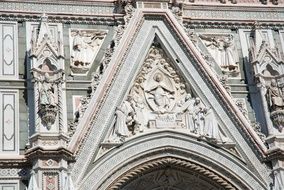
(68, 3, 135, 132)
(199, 33, 239, 76)
(70, 29, 107, 75)
(107, 44, 231, 145)
(234, 98, 249, 120)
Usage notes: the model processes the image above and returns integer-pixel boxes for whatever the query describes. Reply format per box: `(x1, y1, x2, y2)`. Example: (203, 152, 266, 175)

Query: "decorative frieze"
(0, 169, 20, 177)
(183, 9, 284, 21)
(0, 2, 114, 15)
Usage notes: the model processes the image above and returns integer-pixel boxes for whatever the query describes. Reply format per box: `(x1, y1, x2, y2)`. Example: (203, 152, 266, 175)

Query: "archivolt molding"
(108, 157, 238, 190)
(79, 131, 267, 190)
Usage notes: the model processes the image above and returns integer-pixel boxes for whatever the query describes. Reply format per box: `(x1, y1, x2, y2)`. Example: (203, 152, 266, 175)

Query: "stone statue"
(39, 73, 57, 107)
(203, 107, 219, 140)
(113, 96, 134, 140)
(132, 94, 147, 133)
(266, 79, 284, 111)
(192, 98, 206, 136)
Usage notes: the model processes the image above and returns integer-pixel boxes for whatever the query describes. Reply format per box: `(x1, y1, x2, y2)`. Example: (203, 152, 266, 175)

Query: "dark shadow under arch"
(107, 157, 242, 190)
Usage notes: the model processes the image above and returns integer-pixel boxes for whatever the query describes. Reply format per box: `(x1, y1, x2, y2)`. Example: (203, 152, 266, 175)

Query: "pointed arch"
(69, 9, 269, 188)
(78, 131, 265, 190)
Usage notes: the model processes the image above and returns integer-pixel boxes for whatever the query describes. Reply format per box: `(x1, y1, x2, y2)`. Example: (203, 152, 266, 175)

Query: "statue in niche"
(39, 78, 56, 107)
(199, 34, 238, 71)
(113, 96, 135, 141)
(145, 73, 175, 113)
(36, 61, 60, 129)
(266, 79, 284, 111)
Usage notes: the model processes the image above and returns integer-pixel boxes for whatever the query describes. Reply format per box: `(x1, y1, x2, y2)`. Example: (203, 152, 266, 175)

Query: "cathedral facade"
(0, 0, 284, 189)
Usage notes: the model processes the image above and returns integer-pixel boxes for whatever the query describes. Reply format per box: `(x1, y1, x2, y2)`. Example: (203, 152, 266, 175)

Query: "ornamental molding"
(80, 134, 266, 190)
(0, 13, 123, 26)
(0, 1, 115, 15)
(108, 157, 237, 190)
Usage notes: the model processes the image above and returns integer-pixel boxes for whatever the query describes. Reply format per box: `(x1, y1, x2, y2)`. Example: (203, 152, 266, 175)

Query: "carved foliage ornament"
(108, 44, 231, 144)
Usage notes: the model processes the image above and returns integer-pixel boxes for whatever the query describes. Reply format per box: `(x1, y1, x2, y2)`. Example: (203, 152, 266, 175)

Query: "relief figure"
(146, 73, 175, 113)
(192, 98, 206, 136)
(114, 97, 134, 139)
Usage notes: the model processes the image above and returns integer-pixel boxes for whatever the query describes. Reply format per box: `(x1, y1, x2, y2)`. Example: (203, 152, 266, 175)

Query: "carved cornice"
(0, 156, 29, 168)
(25, 146, 75, 162)
(108, 157, 238, 190)
(0, 13, 123, 25)
(266, 147, 284, 161)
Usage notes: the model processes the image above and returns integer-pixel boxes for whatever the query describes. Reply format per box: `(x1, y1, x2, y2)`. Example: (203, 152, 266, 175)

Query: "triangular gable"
(68, 9, 269, 189)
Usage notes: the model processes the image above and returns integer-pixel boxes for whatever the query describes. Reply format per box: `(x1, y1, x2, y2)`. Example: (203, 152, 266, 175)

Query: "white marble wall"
(0, 90, 18, 154)
(0, 22, 18, 79)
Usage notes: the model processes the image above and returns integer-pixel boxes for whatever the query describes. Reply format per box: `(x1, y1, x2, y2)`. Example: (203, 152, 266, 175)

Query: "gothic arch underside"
(69, 10, 269, 190)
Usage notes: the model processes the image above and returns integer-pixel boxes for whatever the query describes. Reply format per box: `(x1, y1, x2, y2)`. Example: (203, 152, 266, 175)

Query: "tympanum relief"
(70, 29, 107, 75)
(199, 34, 239, 76)
(108, 45, 231, 144)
